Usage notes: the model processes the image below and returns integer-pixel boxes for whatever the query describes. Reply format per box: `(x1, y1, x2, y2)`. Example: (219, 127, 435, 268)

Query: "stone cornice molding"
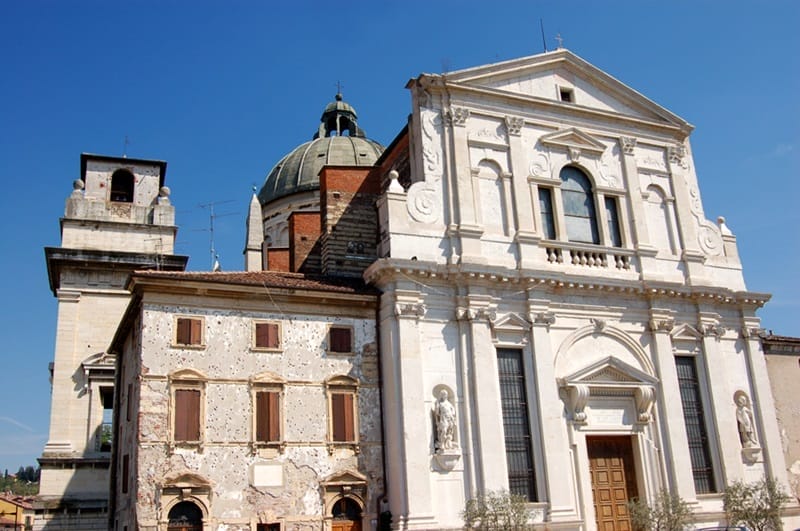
(362, 260, 770, 308)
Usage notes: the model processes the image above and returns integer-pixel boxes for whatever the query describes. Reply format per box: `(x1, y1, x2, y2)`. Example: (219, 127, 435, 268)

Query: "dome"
(258, 94, 384, 205)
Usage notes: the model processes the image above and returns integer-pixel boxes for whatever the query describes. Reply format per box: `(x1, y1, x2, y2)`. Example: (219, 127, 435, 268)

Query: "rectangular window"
(496, 348, 537, 501)
(254, 322, 280, 349)
(98, 386, 114, 452)
(675, 356, 716, 493)
(331, 392, 355, 442)
(538, 187, 556, 240)
(174, 389, 201, 442)
(559, 87, 574, 102)
(604, 197, 623, 247)
(176, 317, 203, 346)
(121, 454, 129, 494)
(329, 327, 352, 353)
(255, 390, 281, 443)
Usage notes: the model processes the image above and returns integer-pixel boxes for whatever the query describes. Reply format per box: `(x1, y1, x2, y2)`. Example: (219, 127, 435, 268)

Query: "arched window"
(332, 497, 362, 521)
(110, 169, 134, 203)
(167, 501, 203, 531)
(560, 166, 599, 244)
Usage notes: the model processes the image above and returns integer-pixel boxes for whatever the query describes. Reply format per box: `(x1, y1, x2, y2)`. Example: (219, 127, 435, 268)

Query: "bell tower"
(37, 154, 187, 528)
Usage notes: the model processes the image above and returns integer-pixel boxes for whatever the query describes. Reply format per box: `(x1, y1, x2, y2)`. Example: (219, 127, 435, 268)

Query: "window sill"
(251, 347, 282, 353)
(327, 442, 360, 455)
(172, 343, 206, 350)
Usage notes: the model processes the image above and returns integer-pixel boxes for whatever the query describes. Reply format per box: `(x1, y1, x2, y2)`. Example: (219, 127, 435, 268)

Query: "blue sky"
(0, 1, 797, 474)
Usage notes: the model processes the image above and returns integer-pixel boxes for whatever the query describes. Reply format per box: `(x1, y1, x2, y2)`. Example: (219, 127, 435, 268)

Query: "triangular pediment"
(322, 469, 367, 486)
(671, 323, 703, 342)
(491, 313, 531, 333)
(434, 49, 689, 130)
(539, 128, 607, 155)
(562, 356, 657, 387)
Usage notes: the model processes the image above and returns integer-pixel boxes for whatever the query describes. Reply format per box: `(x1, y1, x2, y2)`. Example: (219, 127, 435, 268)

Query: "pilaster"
(506, 115, 542, 270)
(647, 310, 697, 500)
(527, 298, 579, 521)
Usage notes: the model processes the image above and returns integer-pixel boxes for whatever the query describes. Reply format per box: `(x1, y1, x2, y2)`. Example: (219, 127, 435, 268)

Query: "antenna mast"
(540, 19, 547, 53)
(199, 200, 237, 270)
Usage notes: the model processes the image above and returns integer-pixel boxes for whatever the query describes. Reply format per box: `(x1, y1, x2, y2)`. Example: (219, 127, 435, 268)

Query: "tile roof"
(0, 492, 34, 509)
(131, 270, 378, 295)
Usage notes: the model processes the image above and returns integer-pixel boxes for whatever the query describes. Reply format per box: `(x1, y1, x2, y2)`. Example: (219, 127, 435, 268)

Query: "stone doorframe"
(158, 473, 212, 531)
(321, 470, 368, 531)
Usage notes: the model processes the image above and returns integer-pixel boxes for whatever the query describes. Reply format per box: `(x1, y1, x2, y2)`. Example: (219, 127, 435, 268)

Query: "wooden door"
(587, 436, 638, 531)
(332, 522, 361, 531)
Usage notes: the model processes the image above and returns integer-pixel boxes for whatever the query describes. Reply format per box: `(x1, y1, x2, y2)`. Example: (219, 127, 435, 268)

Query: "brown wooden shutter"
(175, 389, 201, 441)
(332, 393, 354, 441)
(255, 323, 279, 348)
(176, 318, 191, 344)
(330, 328, 351, 353)
(190, 318, 202, 345)
(267, 392, 280, 441)
(256, 391, 269, 441)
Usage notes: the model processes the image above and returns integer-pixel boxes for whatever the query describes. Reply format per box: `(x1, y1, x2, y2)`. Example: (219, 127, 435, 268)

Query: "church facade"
(39, 49, 798, 530)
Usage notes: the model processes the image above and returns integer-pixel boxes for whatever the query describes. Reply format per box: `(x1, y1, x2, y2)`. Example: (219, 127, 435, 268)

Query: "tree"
(723, 477, 789, 531)
(628, 490, 693, 531)
(462, 489, 536, 530)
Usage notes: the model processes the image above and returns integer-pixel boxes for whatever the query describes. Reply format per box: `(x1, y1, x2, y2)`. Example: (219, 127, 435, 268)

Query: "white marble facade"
(365, 49, 797, 529)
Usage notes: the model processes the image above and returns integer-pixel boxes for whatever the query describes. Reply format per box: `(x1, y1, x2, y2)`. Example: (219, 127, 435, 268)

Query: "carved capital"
(504, 115, 524, 136)
(395, 303, 426, 319)
(456, 306, 495, 322)
(532, 311, 556, 327)
(446, 107, 470, 127)
(649, 318, 675, 333)
(668, 144, 686, 167)
(741, 326, 766, 339)
(621, 136, 637, 155)
(703, 323, 725, 339)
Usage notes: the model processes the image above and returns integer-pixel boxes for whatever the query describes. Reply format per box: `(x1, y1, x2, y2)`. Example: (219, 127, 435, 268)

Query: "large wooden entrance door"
(331, 497, 362, 531)
(587, 436, 638, 531)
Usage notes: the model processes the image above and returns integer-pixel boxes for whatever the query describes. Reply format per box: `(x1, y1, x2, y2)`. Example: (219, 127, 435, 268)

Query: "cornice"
(363, 258, 770, 308)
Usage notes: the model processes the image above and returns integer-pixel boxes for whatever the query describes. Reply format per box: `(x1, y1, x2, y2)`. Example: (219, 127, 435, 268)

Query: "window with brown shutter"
(255, 390, 280, 442)
(174, 389, 201, 441)
(255, 322, 280, 349)
(329, 327, 352, 353)
(331, 392, 355, 442)
(176, 317, 203, 346)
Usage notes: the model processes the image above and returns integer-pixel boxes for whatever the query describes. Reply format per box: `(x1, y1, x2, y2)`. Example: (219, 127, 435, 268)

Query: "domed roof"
(258, 94, 384, 206)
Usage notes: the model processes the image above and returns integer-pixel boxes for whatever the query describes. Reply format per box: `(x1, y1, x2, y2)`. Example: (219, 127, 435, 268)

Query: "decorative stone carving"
(72, 179, 85, 196)
(566, 384, 590, 423)
(703, 323, 725, 339)
(504, 115, 524, 136)
(421, 109, 444, 177)
(528, 150, 551, 178)
(434, 389, 457, 452)
(634, 386, 655, 422)
(620, 136, 637, 155)
(668, 144, 687, 168)
(590, 318, 606, 332)
(394, 302, 426, 319)
(456, 307, 496, 322)
(649, 318, 675, 333)
(697, 219, 724, 257)
(158, 186, 171, 205)
(533, 312, 556, 327)
(568, 146, 581, 162)
(406, 181, 441, 224)
(735, 391, 759, 449)
(446, 106, 470, 127)
(596, 145, 621, 187)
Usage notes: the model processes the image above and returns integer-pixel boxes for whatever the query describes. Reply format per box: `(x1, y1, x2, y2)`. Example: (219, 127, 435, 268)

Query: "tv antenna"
(198, 200, 238, 270)
(540, 19, 547, 53)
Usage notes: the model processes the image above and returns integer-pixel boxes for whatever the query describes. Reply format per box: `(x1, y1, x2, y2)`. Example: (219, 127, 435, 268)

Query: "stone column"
(741, 318, 791, 487)
(506, 115, 542, 270)
(459, 295, 507, 492)
(648, 312, 697, 500)
(447, 107, 485, 264)
(381, 287, 437, 529)
(527, 299, 580, 522)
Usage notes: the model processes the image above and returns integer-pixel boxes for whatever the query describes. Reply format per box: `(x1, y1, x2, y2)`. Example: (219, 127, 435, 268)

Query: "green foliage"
(462, 489, 536, 530)
(723, 477, 789, 531)
(0, 470, 39, 496)
(628, 490, 693, 531)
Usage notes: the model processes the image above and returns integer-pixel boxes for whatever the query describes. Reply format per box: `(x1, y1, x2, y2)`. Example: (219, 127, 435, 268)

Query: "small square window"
(254, 322, 280, 350)
(559, 87, 574, 103)
(329, 327, 352, 353)
(176, 317, 203, 346)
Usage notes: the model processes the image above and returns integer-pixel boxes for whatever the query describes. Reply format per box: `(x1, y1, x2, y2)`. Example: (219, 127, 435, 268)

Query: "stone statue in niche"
(434, 389, 457, 452)
(735, 392, 758, 448)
